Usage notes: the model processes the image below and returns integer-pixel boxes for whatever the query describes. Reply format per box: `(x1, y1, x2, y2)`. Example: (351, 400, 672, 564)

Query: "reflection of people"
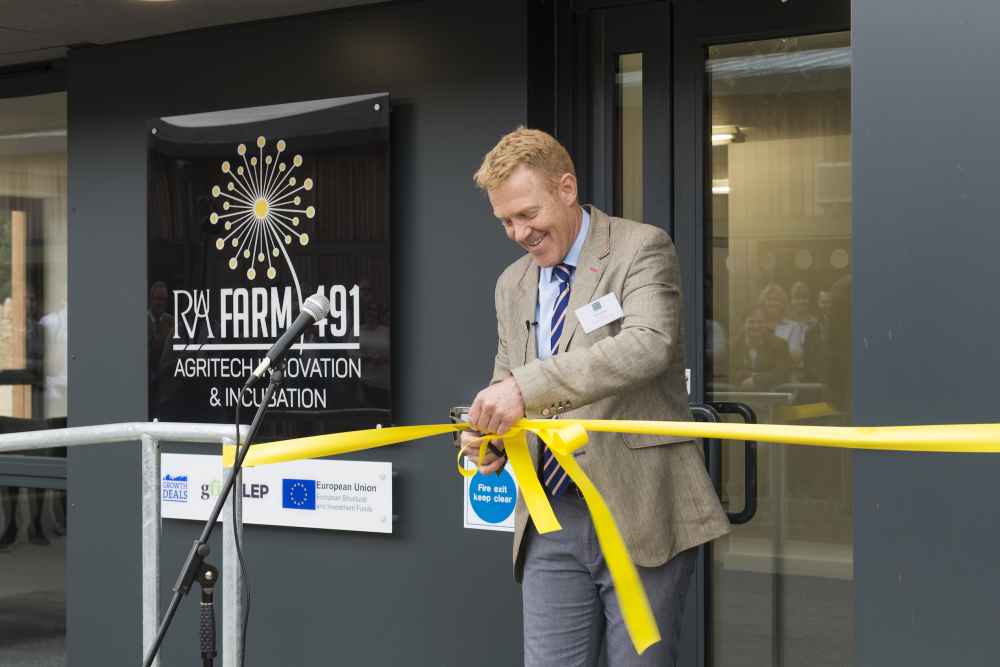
(760, 282, 806, 369)
(40, 302, 68, 409)
(148, 281, 176, 416)
(731, 305, 793, 390)
(788, 281, 817, 328)
(802, 284, 831, 382)
(817, 289, 833, 317)
(0, 292, 59, 551)
(826, 275, 852, 411)
(0, 488, 48, 548)
(707, 318, 728, 380)
(148, 282, 173, 382)
(459, 128, 728, 666)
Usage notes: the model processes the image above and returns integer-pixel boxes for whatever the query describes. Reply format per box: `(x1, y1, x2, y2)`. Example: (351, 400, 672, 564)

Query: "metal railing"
(0, 421, 250, 667)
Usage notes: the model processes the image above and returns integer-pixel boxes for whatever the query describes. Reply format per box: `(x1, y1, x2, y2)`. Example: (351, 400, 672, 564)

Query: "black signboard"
(147, 95, 391, 437)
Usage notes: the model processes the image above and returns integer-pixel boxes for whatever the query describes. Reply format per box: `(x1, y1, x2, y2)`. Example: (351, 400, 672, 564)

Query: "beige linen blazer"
(491, 206, 730, 581)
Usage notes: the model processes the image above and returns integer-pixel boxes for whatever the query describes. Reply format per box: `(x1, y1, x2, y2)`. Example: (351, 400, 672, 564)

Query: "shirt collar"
(541, 208, 590, 283)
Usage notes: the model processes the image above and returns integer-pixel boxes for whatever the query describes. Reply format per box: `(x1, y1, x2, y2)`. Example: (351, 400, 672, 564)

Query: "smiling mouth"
(525, 233, 546, 248)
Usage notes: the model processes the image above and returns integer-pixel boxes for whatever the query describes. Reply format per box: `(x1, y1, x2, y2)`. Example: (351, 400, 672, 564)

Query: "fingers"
(460, 434, 485, 458)
(486, 410, 503, 437)
(460, 434, 507, 471)
(471, 389, 506, 434)
(495, 415, 514, 436)
(459, 430, 482, 447)
(470, 393, 494, 433)
(469, 392, 486, 431)
(479, 456, 507, 475)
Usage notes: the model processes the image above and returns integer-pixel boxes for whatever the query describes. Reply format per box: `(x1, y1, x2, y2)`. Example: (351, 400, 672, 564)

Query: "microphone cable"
(233, 391, 252, 667)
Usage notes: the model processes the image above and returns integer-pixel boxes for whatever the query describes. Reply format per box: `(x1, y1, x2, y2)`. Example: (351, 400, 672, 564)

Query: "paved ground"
(713, 569, 855, 667)
(0, 590, 64, 667)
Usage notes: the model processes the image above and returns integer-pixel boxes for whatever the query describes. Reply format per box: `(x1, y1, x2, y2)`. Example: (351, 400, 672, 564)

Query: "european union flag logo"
(282, 479, 316, 510)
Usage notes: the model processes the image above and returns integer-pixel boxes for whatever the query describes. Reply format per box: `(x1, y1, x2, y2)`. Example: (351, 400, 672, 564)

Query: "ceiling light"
(0, 129, 66, 141)
(711, 125, 745, 145)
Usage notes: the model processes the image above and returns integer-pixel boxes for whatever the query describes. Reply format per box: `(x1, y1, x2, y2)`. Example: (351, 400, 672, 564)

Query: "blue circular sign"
(468, 467, 517, 523)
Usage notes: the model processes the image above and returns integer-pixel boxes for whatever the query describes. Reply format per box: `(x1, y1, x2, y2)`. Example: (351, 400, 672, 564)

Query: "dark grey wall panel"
(67, 2, 527, 664)
(854, 1, 1000, 664)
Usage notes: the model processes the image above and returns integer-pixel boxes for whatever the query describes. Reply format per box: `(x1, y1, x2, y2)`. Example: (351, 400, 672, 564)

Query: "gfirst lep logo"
(210, 136, 316, 303)
(282, 478, 317, 510)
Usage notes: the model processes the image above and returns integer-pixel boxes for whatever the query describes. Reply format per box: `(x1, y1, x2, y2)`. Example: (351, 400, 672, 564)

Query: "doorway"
(552, 1, 853, 664)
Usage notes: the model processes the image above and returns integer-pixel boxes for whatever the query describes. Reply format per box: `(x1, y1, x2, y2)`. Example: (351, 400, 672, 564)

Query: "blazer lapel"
(514, 259, 539, 365)
(560, 206, 611, 352)
(511, 260, 540, 466)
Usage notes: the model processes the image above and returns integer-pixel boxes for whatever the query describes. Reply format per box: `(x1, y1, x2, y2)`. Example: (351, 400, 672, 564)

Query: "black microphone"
(525, 320, 538, 330)
(243, 293, 330, 388)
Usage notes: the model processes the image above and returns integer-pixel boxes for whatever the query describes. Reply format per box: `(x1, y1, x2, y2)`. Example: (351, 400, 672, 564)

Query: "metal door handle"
(690, 403, 723, 498)
(710, 402, 758, 524)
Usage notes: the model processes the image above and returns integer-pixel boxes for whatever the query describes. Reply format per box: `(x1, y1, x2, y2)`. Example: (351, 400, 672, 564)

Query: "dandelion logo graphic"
(209, 136, 315, 305)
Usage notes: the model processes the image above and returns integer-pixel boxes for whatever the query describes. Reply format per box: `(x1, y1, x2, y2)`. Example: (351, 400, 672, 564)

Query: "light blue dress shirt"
(535, 209, 591, 360)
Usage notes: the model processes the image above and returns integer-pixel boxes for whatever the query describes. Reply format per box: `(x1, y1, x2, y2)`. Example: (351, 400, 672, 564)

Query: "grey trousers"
(522, 493, 697, 667)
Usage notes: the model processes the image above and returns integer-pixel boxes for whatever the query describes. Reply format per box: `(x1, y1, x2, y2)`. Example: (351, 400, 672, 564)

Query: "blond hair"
(473, 127, 576, 192)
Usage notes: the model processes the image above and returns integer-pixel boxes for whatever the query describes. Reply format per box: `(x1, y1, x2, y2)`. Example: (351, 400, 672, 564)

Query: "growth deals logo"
(162, 474, 189, 503)
(210, 136, 316, 303)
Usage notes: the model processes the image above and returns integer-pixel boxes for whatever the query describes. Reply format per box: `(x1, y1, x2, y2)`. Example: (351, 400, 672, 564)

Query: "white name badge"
(575, 293, 624, 334)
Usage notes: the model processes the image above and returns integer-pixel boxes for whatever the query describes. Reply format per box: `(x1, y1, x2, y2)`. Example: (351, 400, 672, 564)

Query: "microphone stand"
(142, 364, 284, 667)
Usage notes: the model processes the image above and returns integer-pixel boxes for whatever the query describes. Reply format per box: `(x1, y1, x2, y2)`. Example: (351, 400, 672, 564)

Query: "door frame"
(672, 2, 849, 665)
(530, 1, 850, 664)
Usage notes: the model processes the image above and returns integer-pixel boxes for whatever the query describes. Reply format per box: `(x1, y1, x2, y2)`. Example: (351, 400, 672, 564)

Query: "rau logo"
(209, 136, 316, 307)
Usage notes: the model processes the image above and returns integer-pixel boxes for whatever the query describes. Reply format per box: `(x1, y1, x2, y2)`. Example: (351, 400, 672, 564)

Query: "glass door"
(0, 90, 69, 665)
(577, 1, 850, 664)
(703, 31, 853, 667)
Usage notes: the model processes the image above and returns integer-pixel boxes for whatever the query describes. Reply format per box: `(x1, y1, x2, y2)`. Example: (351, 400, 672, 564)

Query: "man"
(147, 281, 175, 416)
(730, 304, 793, 391)
(461, 128, 729, 666)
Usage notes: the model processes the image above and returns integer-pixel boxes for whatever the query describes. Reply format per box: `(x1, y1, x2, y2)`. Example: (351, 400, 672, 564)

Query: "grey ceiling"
(0, 0, 386, 68)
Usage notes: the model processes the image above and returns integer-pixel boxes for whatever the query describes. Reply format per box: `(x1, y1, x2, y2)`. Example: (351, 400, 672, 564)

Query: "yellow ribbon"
(222, 418, 1000, 655)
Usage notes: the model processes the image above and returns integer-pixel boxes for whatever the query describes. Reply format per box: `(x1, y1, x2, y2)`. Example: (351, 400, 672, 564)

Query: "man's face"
(818, 290, 832, 313)
(763, 290, 785, 321)
(745, 309, 766, 343)
(487, 165, 581, 268)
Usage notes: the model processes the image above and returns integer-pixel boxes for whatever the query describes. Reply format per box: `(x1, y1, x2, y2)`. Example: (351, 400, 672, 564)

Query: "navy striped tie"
(542, 263, 574, 496)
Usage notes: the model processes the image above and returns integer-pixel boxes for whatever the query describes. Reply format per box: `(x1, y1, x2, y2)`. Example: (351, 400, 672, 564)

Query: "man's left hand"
(469, 376, 525, 435)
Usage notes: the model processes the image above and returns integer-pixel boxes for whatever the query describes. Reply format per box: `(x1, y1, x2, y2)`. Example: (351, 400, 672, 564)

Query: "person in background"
(730, 304, 793, 391)
(788, 281, 818, 328)
(148, 281, 173, 415)
(760, 282, 806, 371)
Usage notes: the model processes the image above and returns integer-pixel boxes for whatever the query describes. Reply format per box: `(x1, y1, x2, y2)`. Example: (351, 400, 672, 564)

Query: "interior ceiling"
(0, 0, 386, 68)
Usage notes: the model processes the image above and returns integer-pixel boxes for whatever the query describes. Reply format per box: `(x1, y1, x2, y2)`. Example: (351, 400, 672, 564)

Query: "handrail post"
(221, 437, 244, 667)
(140, 434, 161, 667)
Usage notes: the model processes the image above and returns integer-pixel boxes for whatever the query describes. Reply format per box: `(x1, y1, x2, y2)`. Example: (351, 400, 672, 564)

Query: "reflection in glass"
(706, 32, 853, 666)
(0, 92, 68, 664)
(616, 53, 643, 221)
(0, 92, 68, 429)
(0, 486, 67, 664)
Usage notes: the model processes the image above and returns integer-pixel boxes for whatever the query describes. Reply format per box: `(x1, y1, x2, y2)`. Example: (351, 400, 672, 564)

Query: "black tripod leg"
(197, 563, 219, 667)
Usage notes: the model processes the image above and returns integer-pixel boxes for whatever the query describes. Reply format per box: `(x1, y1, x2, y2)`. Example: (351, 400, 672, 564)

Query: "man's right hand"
(459, 430, 507, 475)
